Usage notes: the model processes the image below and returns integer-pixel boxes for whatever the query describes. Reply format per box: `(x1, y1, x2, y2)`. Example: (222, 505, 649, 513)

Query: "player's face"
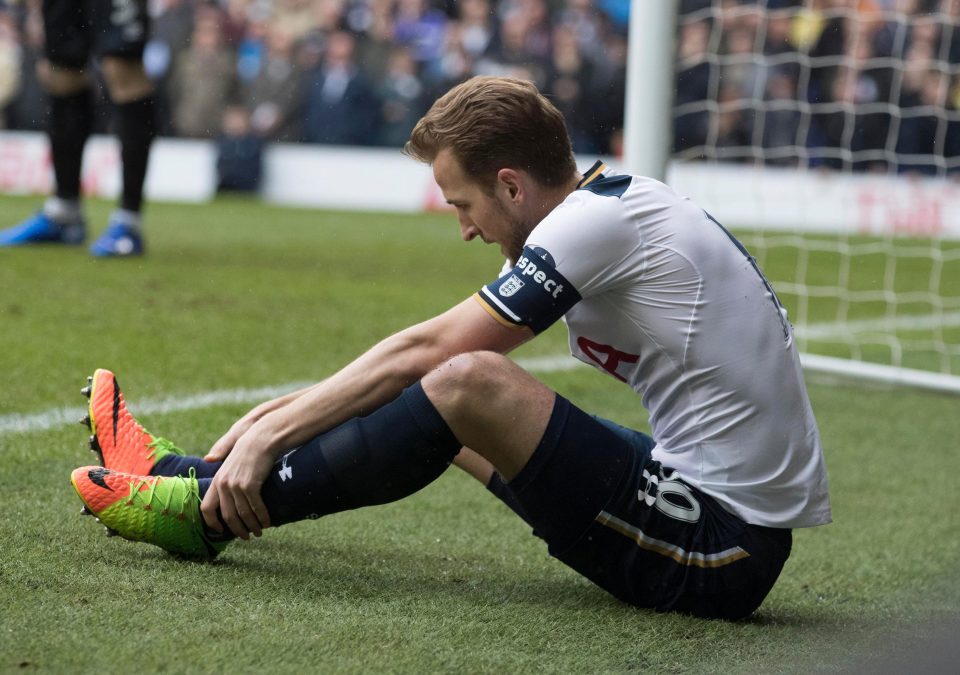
(433, 149, 529, 263)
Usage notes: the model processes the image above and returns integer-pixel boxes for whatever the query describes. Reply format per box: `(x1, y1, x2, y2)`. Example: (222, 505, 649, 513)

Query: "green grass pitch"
(1, 195, 958, 672)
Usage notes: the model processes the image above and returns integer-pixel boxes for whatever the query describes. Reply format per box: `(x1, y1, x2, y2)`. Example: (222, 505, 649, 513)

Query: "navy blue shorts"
(506, 395, 792, 620)
(43, 0, 149, 68)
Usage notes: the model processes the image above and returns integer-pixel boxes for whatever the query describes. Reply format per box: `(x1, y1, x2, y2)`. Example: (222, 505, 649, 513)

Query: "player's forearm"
(225, 383, 322, 438)
(243, 324, 445, 460)
(236, 298, 530, 461)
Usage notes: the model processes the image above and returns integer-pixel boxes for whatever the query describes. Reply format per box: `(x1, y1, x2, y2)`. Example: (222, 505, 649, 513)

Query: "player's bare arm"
(201, 296, 532, 538)
(205, 384, 324, 464)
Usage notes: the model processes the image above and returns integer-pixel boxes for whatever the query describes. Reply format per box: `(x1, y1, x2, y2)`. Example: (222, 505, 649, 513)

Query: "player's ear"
(496, 168, 522, 202)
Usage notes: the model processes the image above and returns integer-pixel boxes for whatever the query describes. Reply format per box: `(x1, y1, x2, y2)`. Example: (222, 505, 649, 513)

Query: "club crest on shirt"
(499, 274, 525, 297)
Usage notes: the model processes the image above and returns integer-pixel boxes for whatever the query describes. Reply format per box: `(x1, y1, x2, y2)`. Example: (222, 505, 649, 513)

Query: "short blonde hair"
(404, 76, 578, 191)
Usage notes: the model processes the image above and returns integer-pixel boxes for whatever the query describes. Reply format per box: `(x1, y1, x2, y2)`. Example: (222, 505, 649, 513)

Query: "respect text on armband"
(481, 246, 580, 334)
(515, 254, 565, 299)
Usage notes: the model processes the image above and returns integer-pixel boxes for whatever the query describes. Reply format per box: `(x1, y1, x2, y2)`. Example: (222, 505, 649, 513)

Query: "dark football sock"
(263, 381, 460, 526)
(113, 95, 156, 213)
(194, 382, 461, 532)
(48, 89, 93, 201)
(152, 454, 221, 479)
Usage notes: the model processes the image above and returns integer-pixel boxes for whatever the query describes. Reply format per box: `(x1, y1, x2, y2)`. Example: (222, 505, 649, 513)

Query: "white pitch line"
(0, 356, 587, 438)
(6, 316, 959, 438)
(0, 380, 315, 438)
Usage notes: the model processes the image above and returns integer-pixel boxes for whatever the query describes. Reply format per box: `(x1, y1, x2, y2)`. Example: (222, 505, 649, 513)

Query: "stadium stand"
(1, 0, 956, 173)
(0, 0, 630, 154)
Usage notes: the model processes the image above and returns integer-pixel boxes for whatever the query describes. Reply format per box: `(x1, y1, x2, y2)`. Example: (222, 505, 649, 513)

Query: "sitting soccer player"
(0, 0, 156, 256)
(71, 77, 831, 620)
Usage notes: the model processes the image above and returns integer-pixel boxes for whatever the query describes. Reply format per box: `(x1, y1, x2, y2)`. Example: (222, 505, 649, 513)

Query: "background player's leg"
(91, 57, 156, 257)
(0, 63, 90, 246)
(0, 0, 94, 246)
(103, 58, 156, 216)
(42, 65, 92, 208)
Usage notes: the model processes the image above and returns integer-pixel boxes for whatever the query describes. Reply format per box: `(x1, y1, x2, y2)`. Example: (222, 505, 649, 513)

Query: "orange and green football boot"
(80, 368, 185, 475)
(70, 466, 228, 559)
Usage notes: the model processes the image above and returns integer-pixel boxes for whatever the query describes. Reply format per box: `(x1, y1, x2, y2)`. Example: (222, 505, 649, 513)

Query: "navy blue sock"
(114, 95, 156, 213)
(48, 89, 93, 201)
(194, 382, 460, 529)
(152, 454, 221, 479)
(264, 382, 460, 526)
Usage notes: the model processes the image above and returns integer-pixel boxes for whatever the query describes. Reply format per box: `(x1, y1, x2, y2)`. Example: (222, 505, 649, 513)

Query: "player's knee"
(425, 351, 513, 413)
(36, 60, 89, 96)
(100, 57, 154, 102)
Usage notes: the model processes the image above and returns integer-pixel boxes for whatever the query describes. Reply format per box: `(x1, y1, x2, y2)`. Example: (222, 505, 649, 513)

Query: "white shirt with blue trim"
(474, 163, 831, 529)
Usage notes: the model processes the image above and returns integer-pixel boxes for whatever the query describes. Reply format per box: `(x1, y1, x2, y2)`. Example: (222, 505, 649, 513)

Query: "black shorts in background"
(43, 0, 149, 68)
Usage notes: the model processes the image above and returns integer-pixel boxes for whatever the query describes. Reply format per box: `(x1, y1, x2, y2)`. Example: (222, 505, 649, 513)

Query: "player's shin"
(114, 95, 156, 213)
(203, 382, 462, 530)
(48, 89, 93, 201)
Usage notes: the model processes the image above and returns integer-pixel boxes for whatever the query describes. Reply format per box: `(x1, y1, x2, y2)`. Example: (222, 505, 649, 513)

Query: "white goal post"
(624, 0, 960, 394)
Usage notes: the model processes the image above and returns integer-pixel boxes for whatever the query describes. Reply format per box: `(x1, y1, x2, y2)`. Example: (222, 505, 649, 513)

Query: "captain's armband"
(474, 246, 581, 335)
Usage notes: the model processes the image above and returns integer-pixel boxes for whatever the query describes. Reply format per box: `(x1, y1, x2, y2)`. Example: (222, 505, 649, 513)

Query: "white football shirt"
(475, 162, 831, 529)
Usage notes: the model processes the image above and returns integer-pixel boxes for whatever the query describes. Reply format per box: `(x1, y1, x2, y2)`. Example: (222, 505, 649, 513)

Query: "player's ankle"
(110, 208, 142, 231)
(43, 197, 83, 224)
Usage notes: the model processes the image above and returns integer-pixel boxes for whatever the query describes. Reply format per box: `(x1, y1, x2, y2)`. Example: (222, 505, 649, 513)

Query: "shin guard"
(259, 382, 461, 527)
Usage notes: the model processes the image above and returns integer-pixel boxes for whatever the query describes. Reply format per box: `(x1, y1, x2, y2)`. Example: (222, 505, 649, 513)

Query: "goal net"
(657, 0, 960, 392)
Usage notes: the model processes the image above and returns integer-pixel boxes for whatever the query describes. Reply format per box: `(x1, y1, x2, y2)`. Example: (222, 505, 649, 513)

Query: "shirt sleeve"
(525, 187, 640, 300)
(473, 180, 640, 335)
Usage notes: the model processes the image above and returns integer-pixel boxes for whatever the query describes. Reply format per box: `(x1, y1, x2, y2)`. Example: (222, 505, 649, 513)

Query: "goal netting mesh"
(667, 0, 960, 391)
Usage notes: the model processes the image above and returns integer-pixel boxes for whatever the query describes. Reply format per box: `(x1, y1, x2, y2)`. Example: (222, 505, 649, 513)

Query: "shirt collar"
(577, 160, 607, 189)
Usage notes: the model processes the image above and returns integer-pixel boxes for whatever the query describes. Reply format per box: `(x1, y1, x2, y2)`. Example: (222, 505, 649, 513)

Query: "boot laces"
(125, 467, 199, 520)
(146, 436, 187, 460)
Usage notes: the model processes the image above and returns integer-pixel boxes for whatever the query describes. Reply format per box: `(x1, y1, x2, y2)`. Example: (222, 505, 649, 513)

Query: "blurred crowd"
(677, 0, 960, 174)
(0, 0, 629, 156)
(0, 0, 957, 176)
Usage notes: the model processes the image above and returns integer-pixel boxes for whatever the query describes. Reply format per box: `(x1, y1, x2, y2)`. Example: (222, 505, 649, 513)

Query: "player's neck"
(528, 173, 582, 224)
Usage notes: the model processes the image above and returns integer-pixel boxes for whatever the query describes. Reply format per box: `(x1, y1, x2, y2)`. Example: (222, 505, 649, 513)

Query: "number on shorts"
(639, 468, 702, 523)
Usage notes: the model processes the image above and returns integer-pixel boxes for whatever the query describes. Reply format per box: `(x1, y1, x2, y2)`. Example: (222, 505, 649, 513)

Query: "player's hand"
(201, 425, 276, 539)
(206, 388, 315, 463)
(206, 405, 271, 463)
(206, 419, 251, 464)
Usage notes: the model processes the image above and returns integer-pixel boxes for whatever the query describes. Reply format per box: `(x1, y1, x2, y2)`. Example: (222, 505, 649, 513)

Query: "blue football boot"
(0, 211, 86, 246)
(89, 216, 144, 257)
